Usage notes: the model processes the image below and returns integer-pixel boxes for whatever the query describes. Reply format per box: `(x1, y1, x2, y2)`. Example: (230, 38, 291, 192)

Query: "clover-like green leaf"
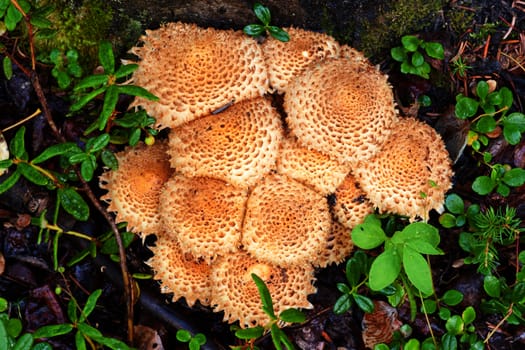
(253, 2, 271, 25)
(369, 248, 401, 291)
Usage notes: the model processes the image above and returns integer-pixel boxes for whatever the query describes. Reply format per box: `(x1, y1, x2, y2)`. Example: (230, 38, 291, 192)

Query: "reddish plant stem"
(10, 0, 134, 343)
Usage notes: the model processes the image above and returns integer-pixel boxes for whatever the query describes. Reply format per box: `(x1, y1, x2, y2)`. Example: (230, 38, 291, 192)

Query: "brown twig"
(9, 0, 134, 343)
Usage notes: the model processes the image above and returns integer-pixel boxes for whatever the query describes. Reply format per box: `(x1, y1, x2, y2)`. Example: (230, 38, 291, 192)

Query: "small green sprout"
(391, 35, 444, 79)
(243, 2, 289, 42)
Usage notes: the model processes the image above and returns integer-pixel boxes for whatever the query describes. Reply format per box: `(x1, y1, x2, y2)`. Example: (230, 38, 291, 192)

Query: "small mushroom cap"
(129, 22, 269, 129)
(333, 173, 375, 230)
(210, 251, 316, 328)
(276, 136, 350, 195)
(316, 219, 354, 268)
(168, 97, 283, 188)
(242, 174, 332, 267)
(261, 27, 340, 93)
(99, 141, 172, 236)
(353, 117, 453, 221)
(147, 233, 211, 307)
(159, 175, 248, 262)
(284, 58, 398, 164)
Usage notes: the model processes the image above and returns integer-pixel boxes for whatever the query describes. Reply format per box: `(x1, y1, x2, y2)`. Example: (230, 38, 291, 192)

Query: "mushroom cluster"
(100, 22, 453, 327)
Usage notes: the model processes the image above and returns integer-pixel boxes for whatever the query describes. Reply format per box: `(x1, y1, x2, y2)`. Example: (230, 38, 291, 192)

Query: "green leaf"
(13, 333, 33, 350)
(70, 86, 107, 112)
(403, 247, 434, 295)
(441, 333, 457, 350)
(32, 142, 81, 164)
(114, 64, 138, 78)
(472, 176, 496, 195)
(10, 126, 26, 159)
(424, 42, 444, 59)
(401, 35, 421, 52)
(74, 75, 109, 91)
(483, 275, 501, 297)
(499, 87, 513, 110)
(405, 339, 421, 350)
(390, 46, 407, 62)
(395, 222, 440, 247)
(445, 315, 464, 335)
(117, 84, 159, 101)
(462, 306, 476, 324)
(68, 152, 89, 164)
(79, 289, 101, 321)
(80, 157, 95, 181)
(101, 149, 118, 170)
(33, 323, 74, 338)
(474, 116, 496, 133)
(100, 231, 135, 254)
(98, 85, 119, 130)
(243, 24, 266, 37)
(58, 187, 89, 221)
(503, 125, 522, 145)
(422, 299, 437, 313)
(455, 96, 479, 119)
(128, 128, 141, 146)
(6, 3, 23, 31)
(176, 329, 191, 342)
(267, 26, 290, 42)
(476, 81, 489, 100)
(235, 326, 264, 340)
(77, 323, 102, 339)
(253, 2, 271, 25)
(405, 240, 443, 255)
(75, 331, 87, 350)
(86, 133, 110, 153)
(17, 163, 50, 186)
(0, 159, 13, 169)
(503, 167, 525, 187)
(98, 41, 115, 74)
(487, 91, 503, 106)
(6, 317, 22, 337)
(346, 257, 362, 287)
(441, 290, 463, 306)
(333, 294, 352, 315)
(439, 213, 457, 228)
(512, 282, 525, 303)
(369, 248, 401, 291)
(3, 56, 12, 79)
(251, 273, 276, 319)
(351, 223, 386, 249)
(0, 170, 21, 194)
(411, 51, 424, 67)
(279, 308, 305, 323)
(353, 294, 374, 313)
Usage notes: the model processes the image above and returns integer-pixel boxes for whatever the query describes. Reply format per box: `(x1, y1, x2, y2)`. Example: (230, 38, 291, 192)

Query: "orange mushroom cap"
(316, 219, 355, 268)
(99, 141, 172, 236)
(210, 251, 316, 328)
(261, 27, 340, 93)
(353, 117, 453, 221)
(129, 22, 269, 129)
(147, 233, 212, 307)
(159, 175, 248, 263)
(276, 136, 350, 195)
(333, 172, 375, 230)
(242, 173, 332, 267)
(168, 97, 283, 188)
(284, 58, 398, 164)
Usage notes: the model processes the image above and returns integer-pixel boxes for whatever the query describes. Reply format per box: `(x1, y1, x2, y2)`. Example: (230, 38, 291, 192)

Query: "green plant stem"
(419, 291, 437, 347)
(400, 273, 418, 321)
(45, 223, 97, 242)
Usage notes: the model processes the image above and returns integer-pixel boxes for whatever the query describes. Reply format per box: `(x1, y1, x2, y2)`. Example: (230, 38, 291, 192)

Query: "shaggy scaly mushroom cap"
(261, 27, 340, 93)
(284, 57, 398, 164)
(276, 136, 350, 195)
(353, 117, 453, 221)
(168, 97, 283, 188)
(210, 251, 316, 328)
(316, 220, 355, 268)
(99, 141, 172, 236)
(242, 173, 332, 267)
(148, 233, 212, 307)
(129, 22, 269, 129)
(333, 172, 375, 230)
(159, 175, 248, 263)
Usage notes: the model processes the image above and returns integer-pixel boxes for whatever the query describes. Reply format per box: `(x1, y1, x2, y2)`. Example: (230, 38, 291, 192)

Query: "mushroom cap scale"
(284, 58, 398, 164)
(169, 97, 283, 188)
(261, 27, 340, 93)
(316, 219, 355, 268)
(242, 173, 332, 267)
(159, 175, 248, 263)
(353, 117, 453, 221)
(147, 234, 212, 307)
(276, 136, 350, 195)
(99, 141, 172, 236)
(129, 22, 269, 129)
(210, 251, 316, 328)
